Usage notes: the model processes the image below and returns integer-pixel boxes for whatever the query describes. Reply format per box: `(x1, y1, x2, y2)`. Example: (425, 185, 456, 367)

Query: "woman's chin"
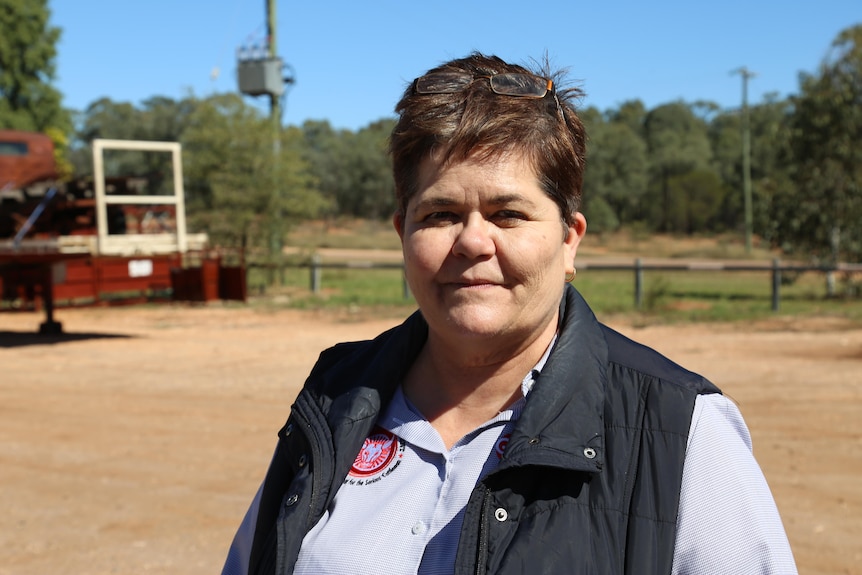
(439, 308, 512, 340)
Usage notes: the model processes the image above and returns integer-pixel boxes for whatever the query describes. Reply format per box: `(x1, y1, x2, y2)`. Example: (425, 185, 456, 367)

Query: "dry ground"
(1, 304, 860, 575)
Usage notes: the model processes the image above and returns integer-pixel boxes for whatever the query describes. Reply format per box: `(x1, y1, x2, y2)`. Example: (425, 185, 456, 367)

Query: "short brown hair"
(389, 52, 587, 226)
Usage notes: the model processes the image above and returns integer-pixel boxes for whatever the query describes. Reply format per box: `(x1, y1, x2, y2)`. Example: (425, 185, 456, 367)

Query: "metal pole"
(267, 0, 283, 284)
(634, 258, 643, 310)
(38, 265, 62, 335)
(771, 258, 781, 312)
(733, 67, 756, 254)
(267, 0, 280, 140)
(310, 253, 321, 293)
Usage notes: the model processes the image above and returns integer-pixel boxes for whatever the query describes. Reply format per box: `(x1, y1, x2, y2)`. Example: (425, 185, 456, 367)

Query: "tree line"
(2, 1, 861, 263)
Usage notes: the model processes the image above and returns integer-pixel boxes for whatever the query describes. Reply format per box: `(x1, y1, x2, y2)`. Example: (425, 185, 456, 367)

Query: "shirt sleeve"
(671, 393, 798, 575)
(221, 480, 264, 575)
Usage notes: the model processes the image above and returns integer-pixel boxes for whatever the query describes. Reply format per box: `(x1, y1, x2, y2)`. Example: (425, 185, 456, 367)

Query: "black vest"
(247, 286, 720, 574)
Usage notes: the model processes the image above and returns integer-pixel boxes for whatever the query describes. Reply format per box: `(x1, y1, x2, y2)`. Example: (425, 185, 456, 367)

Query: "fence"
(254, 255, 862, 312)
(591, 258, 862, 311)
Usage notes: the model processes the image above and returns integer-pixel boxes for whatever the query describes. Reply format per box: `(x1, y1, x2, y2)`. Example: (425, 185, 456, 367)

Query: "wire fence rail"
(251, 255, 862, 312)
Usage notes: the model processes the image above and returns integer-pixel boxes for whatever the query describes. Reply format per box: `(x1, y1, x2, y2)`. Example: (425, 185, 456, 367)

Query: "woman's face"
(394, 152, 586, 349)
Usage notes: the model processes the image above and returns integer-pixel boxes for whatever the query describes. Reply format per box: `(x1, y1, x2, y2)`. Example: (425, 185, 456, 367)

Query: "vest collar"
(496, 285, 608, 474)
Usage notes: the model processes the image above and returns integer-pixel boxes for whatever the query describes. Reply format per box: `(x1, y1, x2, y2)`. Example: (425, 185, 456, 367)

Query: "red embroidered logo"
(495, 433, 511, 460)
(349, 427, 402, 478)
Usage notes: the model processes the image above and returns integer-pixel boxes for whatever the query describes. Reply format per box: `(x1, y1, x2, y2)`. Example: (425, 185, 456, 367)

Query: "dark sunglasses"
(413, 72, 555, 98)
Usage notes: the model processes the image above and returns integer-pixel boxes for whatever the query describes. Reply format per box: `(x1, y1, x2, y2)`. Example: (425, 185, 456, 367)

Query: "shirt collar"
(521, 333, 558, 397)
(507, 333, 559, 420)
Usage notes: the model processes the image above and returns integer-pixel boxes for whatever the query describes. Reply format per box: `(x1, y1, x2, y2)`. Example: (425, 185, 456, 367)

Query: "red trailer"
(1, 134, 246, 333)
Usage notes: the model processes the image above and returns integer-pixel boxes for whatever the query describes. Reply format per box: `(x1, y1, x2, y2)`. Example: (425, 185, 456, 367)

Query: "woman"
(222, 53, 797, 575)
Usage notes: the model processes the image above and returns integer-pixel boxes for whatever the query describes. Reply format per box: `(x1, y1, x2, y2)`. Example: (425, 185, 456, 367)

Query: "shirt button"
(298, 454, 307, 467)
(285, 423, 293, 436)
(285, 494, 299, 507)
(494, 508, 508, 522)
(411, 522, 427, 535)
(583, 447, 597, 459)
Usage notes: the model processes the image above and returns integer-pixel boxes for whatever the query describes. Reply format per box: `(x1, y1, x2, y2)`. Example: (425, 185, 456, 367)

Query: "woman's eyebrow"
(486, 193, 535, 207)
(412, 196, 457, 211)
(411, 192, 537, 212)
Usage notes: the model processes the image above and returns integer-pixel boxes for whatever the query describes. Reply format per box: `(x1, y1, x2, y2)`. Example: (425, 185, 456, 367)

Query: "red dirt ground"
(1, 304, 860, 574)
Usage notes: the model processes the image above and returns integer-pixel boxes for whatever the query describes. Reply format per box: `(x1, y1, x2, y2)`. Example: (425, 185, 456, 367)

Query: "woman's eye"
(423, 211, 458, 224)
(492, 210, 526, 225)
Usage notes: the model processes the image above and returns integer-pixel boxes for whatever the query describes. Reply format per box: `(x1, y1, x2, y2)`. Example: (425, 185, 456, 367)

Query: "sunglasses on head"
(413, 72, 555, 98)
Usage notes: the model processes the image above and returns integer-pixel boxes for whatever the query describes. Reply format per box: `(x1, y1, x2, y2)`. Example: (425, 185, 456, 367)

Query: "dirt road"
(1, 305, 860, 574)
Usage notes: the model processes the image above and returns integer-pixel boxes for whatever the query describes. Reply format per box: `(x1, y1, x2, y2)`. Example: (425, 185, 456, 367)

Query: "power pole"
(237, 0, 294, 285)
(266, 0, 282, 283)
(732, 67, 756, 254)
(267, 0, 279, 130)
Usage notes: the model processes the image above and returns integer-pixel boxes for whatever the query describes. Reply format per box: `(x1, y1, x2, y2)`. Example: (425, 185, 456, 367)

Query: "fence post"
(634, 258, 643, 310)
(310, 253, 321, 294)
(826, 269, 836, 297)
(771, 258, 781, 312)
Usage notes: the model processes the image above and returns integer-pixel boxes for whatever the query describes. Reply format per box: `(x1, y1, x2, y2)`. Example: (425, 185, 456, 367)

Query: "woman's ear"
(562, 212, 586, 276)
(393, 210, 405, 241)
(565, 212, 587, 253)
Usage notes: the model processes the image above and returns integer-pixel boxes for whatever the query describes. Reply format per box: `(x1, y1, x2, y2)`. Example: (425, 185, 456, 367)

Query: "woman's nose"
(452, 214, 495, 258)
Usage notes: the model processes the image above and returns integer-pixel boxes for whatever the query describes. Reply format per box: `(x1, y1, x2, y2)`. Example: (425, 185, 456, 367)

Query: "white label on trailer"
(128, 259, 154, 278)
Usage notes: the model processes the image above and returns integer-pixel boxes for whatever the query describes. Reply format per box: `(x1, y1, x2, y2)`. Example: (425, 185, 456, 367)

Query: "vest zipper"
(293, 405, 326, 532)
(276, 401, 327, 574)
(475, 487, 492, 575)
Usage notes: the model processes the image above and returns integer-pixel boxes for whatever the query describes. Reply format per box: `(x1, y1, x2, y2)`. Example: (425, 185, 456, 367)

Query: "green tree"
(183, 93, 325, 252)
(665, 170, 728, 234)
(0, 0, 69, 133)
(70, 96, 200, 177)
(583, 106, 649, 228)
(68, 95, 204, 200)
(709, 94, 792, 236)
(608, 99, 647, 139)
(775, 24, 862, 262)
(299, 119, 352, 217)
(299, 118, 396, 220)
(745, 95, 792, 239)
(139, 96, 198, 143)
(708, 110, 742, 189)
(71, 98, 151, 177)
(340, 119, 396, 219)
(643, 102, 714, 232)
(78, 98, 146, 142)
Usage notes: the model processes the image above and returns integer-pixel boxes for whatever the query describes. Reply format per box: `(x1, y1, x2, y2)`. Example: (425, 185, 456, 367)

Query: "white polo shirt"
(294, 374, 534, 575)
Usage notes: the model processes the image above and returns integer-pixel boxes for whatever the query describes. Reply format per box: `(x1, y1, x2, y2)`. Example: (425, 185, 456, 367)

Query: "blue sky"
(50, 1, 859, 131)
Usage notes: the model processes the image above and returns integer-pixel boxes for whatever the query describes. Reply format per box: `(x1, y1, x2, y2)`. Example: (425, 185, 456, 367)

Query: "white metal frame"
(92, 139, 188, 256)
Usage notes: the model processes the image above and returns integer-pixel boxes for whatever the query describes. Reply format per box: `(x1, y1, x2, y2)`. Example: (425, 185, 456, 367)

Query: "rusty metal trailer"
(1, 136, 246, 333)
